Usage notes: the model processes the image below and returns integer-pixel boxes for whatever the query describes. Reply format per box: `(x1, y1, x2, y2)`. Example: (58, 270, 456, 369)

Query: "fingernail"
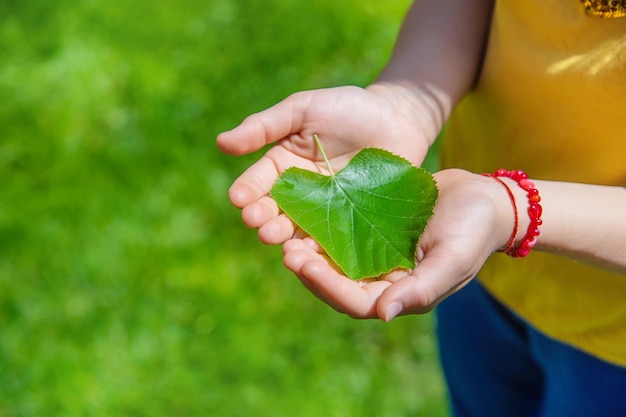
(385, 302, 403, 322)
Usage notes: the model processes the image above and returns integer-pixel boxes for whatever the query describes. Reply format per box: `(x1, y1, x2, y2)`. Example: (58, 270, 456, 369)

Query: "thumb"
(377, 249, 477, 321)
(216, 91, 309, 156)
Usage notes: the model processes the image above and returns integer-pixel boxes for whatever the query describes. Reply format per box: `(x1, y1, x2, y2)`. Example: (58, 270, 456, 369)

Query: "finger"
(301, 260, 392, 319)
(241, 196, 279, 228)
(216, 92, 308, 156)
(258, 214, 295, 245)
(283, 239, 338, 305)
(229, 146, 320, 209)
(282, 238, 323, 262)
(282, 246, 334, 305)
(228, 155, 280, 208)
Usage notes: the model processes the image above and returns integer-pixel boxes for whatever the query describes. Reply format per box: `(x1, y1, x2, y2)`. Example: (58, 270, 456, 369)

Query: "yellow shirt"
(441, 0, 626, 366)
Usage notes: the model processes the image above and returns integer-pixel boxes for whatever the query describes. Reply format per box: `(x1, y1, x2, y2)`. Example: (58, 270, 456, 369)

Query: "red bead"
(511, 170, 528, 181)
(519, 179, 535, 191)
(529, 194, 541, 203)
(528, 203, 543, 219)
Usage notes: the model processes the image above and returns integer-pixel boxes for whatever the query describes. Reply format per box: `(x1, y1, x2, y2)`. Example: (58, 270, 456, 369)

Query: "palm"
(282, 170, 506, 321)
(217, 85, 436, 245)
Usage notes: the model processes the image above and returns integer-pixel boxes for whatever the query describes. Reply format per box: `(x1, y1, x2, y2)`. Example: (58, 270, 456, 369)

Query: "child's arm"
(505, 178, 626, 273)
(372, 0, 494, 127)
(217, 0, 494, 246)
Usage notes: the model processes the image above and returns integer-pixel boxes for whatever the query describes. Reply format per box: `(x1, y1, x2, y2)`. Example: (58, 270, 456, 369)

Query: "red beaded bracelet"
(483, 169, 543, 258)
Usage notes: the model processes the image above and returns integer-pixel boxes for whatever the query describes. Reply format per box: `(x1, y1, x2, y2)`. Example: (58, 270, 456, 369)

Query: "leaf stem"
(313, 134, 334, 176)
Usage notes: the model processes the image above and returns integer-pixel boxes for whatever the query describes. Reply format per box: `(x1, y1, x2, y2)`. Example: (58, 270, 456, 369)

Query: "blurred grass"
(0, 1, 446, 416)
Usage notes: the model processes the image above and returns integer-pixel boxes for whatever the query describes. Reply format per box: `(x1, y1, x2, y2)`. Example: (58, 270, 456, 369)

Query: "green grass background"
(0, 1, 447, 415)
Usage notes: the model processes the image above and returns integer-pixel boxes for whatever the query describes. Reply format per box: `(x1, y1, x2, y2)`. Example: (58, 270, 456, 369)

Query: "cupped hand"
(216, 84, 442, 245)
(282, 169, 515, 321)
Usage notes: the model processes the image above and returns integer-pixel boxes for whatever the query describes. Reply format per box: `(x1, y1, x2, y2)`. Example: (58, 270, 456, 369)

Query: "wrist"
(365, 81, 448, 147)
(496, 177, 530, 250)
(480, 174, 521, 253)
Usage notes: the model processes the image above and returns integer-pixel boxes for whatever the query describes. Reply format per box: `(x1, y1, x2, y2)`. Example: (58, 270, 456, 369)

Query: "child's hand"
(282, 169, 514, 321)
(217, 84, 443, 246)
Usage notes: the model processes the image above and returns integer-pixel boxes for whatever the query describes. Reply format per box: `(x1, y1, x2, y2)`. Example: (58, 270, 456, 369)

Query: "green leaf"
(271, 146, 438, 279)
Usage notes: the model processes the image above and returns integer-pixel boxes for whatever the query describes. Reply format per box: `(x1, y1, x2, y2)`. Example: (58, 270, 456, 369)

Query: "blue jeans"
(436, 279, 626, 417)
